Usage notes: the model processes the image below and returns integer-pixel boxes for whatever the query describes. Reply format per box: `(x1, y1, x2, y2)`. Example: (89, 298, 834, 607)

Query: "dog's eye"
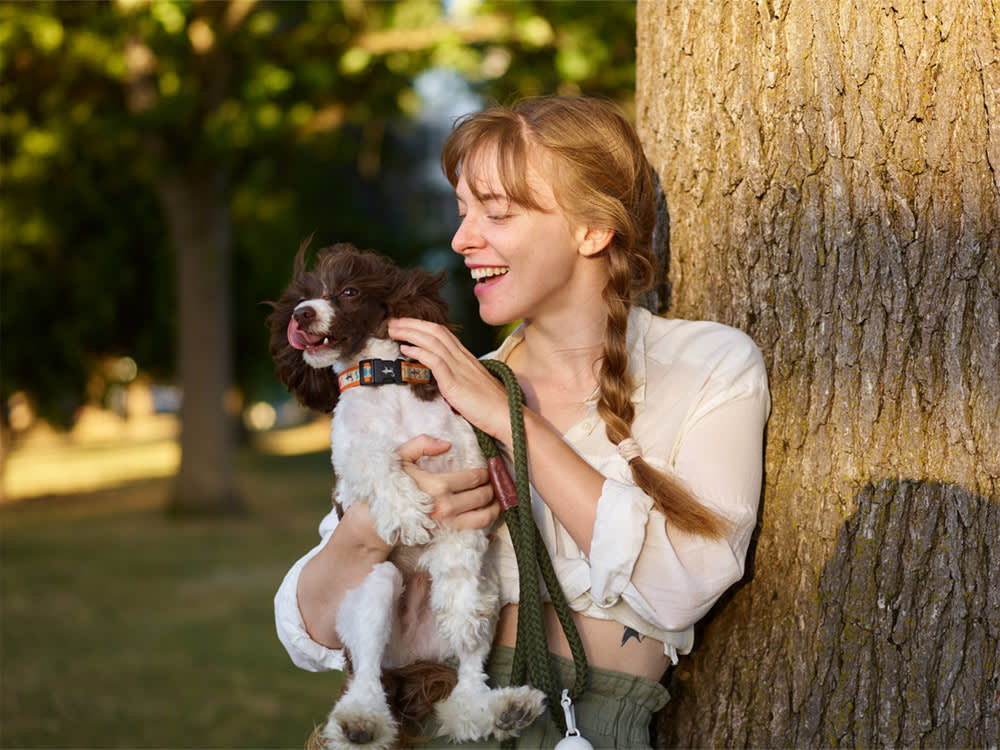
(339, 287, 359, 298)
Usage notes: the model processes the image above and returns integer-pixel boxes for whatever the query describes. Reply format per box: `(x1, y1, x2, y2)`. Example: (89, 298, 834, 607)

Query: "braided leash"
(474, 359, 590, 735)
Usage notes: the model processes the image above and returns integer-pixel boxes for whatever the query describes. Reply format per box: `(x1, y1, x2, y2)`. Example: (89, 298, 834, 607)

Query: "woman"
(275, 96, 770, 748)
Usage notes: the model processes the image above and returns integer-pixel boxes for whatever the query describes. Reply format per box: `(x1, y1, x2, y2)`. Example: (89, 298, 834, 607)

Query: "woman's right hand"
(398, 434, 501, 531)
(388, 318, 514, 443)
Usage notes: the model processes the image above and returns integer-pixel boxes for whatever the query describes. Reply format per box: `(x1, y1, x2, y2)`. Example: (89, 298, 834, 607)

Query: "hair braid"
(595, 254, 636, 447)
(598, 248, 732, 539)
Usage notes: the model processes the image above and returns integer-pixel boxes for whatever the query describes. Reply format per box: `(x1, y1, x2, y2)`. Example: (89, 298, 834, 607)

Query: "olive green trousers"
(411, 646, 670, 750)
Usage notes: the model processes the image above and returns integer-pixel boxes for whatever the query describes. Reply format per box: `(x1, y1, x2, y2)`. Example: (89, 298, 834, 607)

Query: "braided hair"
(442, 96, 729, 538)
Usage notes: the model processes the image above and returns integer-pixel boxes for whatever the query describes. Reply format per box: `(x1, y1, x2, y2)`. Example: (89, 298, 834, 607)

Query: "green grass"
(1, 449, 345, 748)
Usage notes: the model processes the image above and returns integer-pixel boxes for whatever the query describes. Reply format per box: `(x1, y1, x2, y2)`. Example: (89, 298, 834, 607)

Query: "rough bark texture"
(636, 1, 999, 746)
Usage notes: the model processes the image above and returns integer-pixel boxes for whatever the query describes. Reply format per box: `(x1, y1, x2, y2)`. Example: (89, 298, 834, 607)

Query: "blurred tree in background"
(0, 0, 638, 513)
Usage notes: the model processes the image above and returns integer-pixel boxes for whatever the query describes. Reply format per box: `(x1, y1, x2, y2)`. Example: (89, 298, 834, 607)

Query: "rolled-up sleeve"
(274, 508, 348, 672)
(589, 479, 654, 607)
(584, 323, 769, 633)
(625, 379, 769, 632)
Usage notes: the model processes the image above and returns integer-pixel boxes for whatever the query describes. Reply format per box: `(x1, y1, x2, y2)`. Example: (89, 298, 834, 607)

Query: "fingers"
(436, 499, 502, 531)
(388, 318, 479, 376)
(395, 435, 498, 532)
(388, 317, 463, 354)
(389, 318, 512, 441)
(397, 434, 451, 464)
(428, 479, 494, 521)
(401, 461, 491, 501)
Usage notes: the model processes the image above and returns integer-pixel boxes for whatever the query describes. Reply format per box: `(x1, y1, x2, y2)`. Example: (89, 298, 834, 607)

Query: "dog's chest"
(330, 386, 479, 471)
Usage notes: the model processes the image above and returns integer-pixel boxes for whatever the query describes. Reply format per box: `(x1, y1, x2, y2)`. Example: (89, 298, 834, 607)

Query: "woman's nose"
(451, 214, 481, 255)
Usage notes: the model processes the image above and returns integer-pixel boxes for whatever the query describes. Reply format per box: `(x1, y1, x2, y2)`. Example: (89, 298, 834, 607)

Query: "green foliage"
(473, 0, 637, 109)
(1, 0, 636, 426)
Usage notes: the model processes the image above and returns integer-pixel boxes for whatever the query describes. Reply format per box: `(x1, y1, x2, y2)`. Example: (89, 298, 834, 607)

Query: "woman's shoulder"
(640, 310, 767, 382)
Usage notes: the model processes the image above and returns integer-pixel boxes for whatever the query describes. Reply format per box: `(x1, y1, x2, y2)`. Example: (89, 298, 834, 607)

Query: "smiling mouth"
(471, 266, 509, 284)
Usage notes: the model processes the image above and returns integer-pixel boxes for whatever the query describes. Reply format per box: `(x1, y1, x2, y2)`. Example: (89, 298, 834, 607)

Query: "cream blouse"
(274, 307, 770, 670)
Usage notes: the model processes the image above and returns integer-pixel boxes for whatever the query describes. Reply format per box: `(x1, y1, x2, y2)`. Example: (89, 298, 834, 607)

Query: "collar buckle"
(360, 358, 402, 386)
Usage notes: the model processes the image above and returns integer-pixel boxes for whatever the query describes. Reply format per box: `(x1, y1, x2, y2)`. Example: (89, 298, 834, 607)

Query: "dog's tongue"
(287, 318, 321, 350)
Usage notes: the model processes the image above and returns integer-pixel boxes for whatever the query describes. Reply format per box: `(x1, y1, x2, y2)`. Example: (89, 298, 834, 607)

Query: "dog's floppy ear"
(386, 266, 453, 328)
(278, 356, 340, 413)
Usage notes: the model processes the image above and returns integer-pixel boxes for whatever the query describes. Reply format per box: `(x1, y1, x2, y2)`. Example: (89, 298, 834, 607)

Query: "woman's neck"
(510, 305, 609, 395)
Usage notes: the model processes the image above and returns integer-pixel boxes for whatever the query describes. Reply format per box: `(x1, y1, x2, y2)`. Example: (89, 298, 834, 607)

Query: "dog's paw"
(489, 685, 547, 739)
(395, 513, 435, 547)
(434, 683, 546, 742)
(321, 698, 397, 750)
(373, 498, 435, 547)
(433, 686, 495, 742)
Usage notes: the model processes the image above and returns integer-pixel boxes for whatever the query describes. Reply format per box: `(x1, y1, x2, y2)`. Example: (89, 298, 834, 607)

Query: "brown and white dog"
(268, 242, 545, 749)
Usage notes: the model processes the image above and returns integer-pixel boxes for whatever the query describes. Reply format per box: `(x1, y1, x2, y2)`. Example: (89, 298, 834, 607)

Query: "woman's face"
(451, 149, 600, 327)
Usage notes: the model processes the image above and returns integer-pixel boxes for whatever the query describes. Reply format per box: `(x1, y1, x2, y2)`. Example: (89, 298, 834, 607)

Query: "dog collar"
(338, 358, 433, 392)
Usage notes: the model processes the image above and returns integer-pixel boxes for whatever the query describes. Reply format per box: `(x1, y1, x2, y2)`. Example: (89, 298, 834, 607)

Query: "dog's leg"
(321, 562, 400, 750)
(336, 459, 434, 548)
(423, 532, 547, 742)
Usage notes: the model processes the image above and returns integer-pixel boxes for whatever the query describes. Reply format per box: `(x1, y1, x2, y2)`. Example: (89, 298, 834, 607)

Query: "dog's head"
(267, 240, 451, 413)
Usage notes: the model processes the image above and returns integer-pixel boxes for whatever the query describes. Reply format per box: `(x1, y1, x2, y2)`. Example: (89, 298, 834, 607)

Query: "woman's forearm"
(296, 504, 393, 649)
(514, 408, 604, 555)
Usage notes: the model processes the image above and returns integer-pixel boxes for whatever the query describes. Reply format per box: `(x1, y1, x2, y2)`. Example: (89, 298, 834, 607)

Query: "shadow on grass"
(0, 446, 344, 749)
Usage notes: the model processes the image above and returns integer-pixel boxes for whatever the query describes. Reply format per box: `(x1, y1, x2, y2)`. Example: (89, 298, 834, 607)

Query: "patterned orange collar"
(337, 358, 432, 392)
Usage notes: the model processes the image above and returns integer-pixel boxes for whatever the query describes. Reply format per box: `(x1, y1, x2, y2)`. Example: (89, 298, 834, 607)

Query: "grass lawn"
(1, 446, 345, 748)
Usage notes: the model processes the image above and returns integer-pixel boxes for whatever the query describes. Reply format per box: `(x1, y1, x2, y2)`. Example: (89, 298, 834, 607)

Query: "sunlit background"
(0, 1, 637, 745)
(1, 0, 638, 502)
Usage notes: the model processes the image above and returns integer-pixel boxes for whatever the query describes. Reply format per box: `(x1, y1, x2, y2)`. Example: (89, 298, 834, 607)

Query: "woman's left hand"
(397, 434, 500, 531)
(388, 317, 513, 443)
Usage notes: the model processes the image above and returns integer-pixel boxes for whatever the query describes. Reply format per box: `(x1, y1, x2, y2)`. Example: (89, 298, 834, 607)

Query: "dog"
(268, 241, 546, 749)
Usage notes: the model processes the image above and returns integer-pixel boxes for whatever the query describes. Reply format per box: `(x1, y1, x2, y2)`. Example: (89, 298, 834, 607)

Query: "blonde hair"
(442, 96, 730, 538)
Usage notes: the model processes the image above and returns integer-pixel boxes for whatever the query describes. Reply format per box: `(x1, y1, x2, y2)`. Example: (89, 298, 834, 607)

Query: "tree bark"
(636, 1, 999, 746)
(160, 168, 245, 516)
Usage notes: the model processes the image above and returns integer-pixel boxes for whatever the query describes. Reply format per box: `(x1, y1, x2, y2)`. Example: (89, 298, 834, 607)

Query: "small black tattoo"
(621, 626, 645, 646)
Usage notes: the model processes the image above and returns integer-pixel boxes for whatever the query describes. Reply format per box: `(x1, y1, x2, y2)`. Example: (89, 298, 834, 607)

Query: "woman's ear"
(578, 226, 615, 257)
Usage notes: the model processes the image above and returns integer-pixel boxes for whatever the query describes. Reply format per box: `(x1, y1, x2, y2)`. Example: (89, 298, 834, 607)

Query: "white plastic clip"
(554, 689, 595, 750)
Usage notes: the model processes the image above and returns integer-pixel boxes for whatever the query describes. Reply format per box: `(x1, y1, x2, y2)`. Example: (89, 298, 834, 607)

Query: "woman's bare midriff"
(494, 603, 669, 682)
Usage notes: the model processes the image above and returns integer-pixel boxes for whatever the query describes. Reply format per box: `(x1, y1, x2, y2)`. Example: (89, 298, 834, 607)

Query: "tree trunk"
(636, 1, 999, 746)
(121, 7, 245, 518)
(161, 169, 245, 517)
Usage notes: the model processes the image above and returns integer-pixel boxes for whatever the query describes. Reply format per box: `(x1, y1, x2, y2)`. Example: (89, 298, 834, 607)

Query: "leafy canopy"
(1, 0, 636, 427)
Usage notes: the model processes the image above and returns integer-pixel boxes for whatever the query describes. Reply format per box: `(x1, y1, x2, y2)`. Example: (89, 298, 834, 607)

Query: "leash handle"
(486, 456, 519, 511)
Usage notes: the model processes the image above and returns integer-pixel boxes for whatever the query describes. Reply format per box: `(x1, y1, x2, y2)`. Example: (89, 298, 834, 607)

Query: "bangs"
(441, 110, 546, 211)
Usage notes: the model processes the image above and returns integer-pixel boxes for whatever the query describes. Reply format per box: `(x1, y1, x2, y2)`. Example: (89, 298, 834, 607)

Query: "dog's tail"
(383, 661, 458, 744)
(305, 661, 458, 749)
(304, 662, 457, 749)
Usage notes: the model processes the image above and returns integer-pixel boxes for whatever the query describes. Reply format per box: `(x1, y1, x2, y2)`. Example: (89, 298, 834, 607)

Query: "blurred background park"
(0, 1, 638, 746)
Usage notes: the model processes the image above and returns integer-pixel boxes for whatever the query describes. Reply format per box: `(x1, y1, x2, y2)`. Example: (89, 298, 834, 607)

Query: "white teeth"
(470, 266, 509, 281)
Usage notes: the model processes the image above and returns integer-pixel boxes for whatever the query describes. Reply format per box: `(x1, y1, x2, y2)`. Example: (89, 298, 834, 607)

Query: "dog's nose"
(293, 307, 316, 325)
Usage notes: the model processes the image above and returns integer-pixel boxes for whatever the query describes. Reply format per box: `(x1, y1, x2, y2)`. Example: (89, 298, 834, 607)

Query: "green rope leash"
(475, 359, 590, 733)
